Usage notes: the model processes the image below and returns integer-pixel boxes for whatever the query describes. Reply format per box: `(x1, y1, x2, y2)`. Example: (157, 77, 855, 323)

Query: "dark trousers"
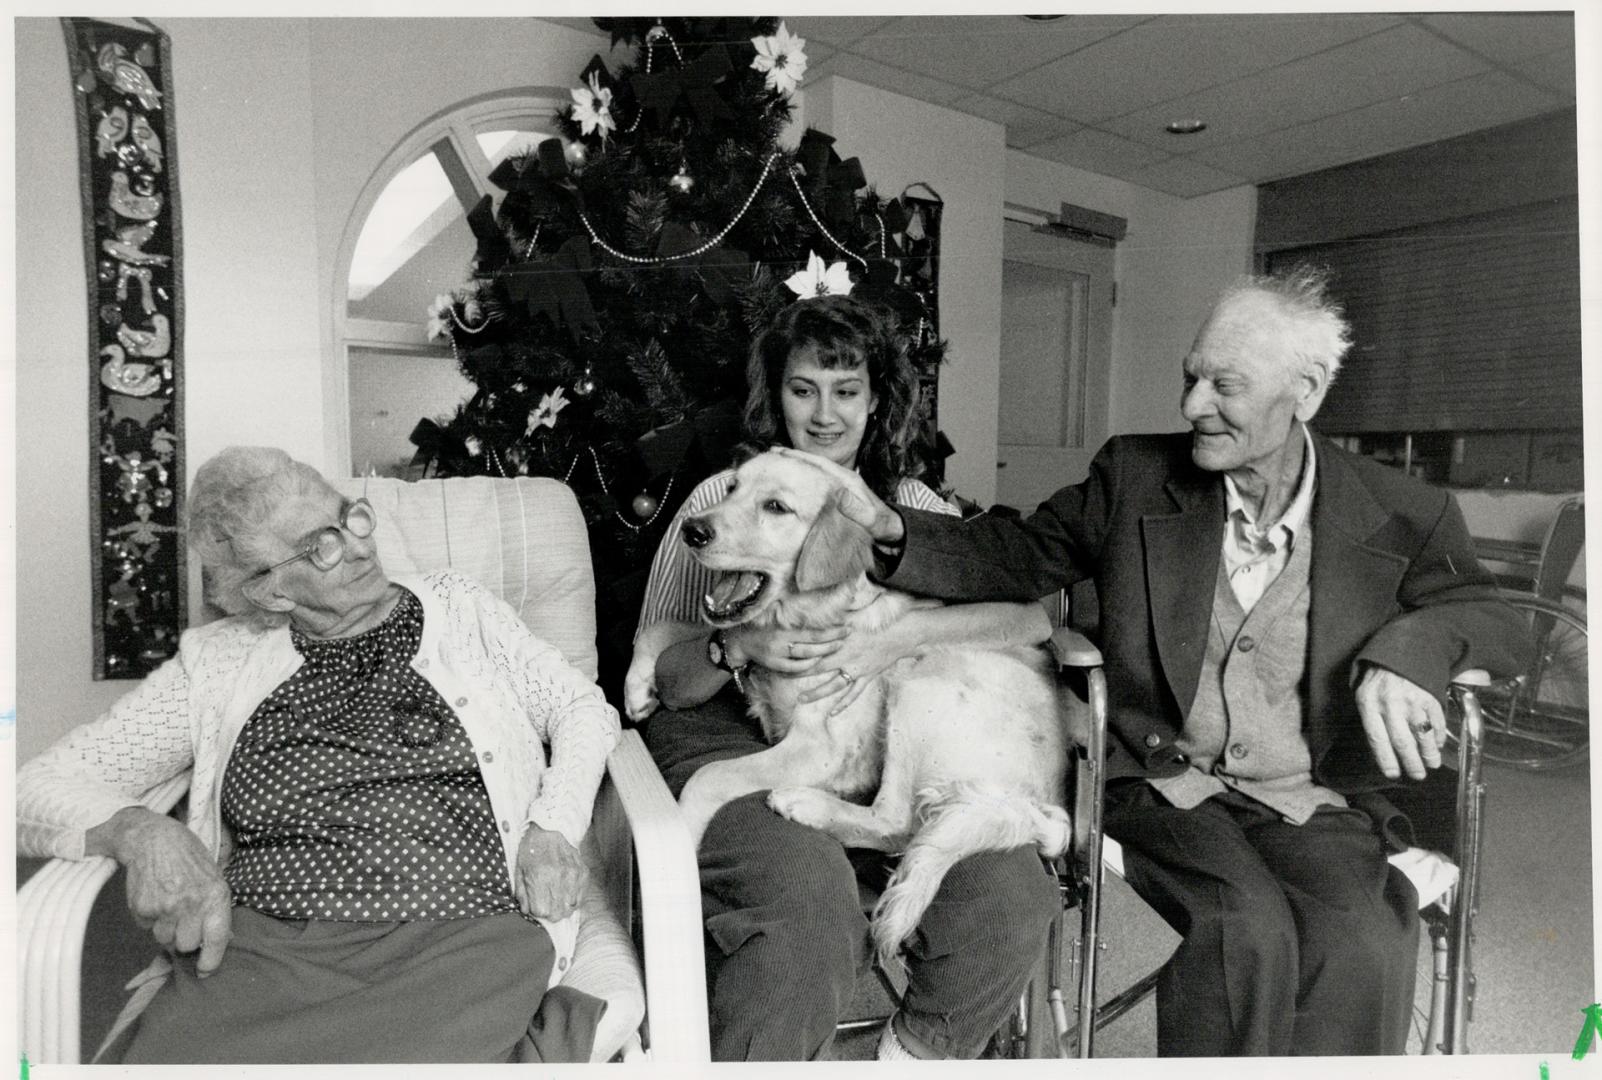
(642, 687, 1059, 1061)
(117, 909, 600, 1063)
(1104, 780, 1420, 1056)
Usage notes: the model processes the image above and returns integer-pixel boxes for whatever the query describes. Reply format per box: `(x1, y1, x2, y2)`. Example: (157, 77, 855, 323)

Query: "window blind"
(1267, 196, 1581, 433)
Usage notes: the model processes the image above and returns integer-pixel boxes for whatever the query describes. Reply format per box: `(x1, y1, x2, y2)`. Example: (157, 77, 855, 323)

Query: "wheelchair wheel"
(1471, 594, 1589, 770)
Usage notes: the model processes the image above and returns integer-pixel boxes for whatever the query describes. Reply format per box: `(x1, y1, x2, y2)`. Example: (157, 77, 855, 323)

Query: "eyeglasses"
(252, 498, 377, 579)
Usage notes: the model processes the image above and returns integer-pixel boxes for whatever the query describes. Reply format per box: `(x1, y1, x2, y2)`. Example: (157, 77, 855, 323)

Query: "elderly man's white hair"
(1219, 265, 1353, 384)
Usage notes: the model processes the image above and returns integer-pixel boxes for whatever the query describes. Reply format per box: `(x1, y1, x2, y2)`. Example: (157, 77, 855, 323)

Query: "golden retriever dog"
(638, 449, 1071, 963)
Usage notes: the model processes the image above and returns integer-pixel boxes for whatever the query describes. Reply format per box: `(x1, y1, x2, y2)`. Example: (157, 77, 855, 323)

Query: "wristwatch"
(706, 629, 738, 673)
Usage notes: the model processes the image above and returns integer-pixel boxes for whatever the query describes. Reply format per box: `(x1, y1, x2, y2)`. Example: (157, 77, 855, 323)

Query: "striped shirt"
(635, 468, 958, 636)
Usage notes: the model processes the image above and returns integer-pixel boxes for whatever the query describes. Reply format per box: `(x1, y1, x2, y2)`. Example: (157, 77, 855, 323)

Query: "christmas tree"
(414, 16, 946, 698)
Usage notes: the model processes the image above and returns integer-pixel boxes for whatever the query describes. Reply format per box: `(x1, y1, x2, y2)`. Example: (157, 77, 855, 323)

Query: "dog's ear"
(795, 494, 875, 592)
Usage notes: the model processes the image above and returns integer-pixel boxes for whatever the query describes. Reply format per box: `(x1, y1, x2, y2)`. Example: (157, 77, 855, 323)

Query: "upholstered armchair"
(18, 475, 710, 1063)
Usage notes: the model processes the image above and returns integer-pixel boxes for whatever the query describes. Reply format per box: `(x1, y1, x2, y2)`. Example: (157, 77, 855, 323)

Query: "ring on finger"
(1410, 719, 1434, 736)
(839, 670, 855, 684)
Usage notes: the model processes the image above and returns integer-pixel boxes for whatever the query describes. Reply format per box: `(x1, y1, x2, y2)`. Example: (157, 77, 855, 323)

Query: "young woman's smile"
(780, 346, 878, 469)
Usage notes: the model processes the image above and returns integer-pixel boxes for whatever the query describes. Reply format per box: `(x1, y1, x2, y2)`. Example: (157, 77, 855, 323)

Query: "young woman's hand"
(726, 622, 849, 674)
(795, 626, 913, 714)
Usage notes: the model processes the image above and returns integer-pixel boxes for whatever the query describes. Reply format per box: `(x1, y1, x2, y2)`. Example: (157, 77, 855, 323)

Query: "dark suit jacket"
(886, 432, 1530, 845)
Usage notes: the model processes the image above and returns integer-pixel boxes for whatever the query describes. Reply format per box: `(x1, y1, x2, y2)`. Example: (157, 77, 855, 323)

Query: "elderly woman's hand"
(515, 825, 588, 921)
(89, 807, 233, 976)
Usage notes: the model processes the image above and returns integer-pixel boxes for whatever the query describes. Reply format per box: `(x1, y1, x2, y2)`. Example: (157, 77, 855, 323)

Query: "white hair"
(1219, 265, 1352, 384)
(186, 446, 333, 626)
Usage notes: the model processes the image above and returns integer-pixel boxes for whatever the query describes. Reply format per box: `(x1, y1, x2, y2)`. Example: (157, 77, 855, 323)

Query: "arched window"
(334, 92, 569, 476)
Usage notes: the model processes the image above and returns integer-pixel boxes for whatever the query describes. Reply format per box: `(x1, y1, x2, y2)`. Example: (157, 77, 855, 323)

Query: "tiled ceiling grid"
(542, 13, 1576, 198)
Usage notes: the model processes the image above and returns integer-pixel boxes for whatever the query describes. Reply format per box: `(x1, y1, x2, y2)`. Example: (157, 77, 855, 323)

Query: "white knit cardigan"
(17, 570, 621, 986)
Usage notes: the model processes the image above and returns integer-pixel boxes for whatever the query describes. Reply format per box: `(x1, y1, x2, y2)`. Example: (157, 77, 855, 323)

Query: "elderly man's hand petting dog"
(666, 449, 1073, 964)
(770, 446, 906, 546)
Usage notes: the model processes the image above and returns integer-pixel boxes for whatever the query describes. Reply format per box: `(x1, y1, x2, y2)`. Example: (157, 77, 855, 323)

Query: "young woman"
(634, 294, 1058, 1061)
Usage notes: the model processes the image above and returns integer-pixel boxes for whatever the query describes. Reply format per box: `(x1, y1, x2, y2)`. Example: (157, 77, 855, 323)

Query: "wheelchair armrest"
(18, 771, 191, 1064)
(1049, 627, 1104, 670)
(601, 730, 711, 1063)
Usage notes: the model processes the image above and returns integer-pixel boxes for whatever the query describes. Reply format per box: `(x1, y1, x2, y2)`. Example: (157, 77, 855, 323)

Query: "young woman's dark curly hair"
(741, 294, 923, 500)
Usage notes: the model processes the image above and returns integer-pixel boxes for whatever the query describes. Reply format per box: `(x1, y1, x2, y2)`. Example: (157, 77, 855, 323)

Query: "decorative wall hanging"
(63, 17, 186, 679)
(895, 183, 945, 486)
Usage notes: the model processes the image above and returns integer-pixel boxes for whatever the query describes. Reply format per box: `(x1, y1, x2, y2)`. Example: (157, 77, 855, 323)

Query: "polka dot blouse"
(221, 587, 518, 922)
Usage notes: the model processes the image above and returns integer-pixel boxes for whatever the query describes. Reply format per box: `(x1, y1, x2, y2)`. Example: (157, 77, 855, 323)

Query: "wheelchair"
(835, 617, 1492, 1058)
(1468, 496, 1587, 770)
(998, 627, 1492, 1058)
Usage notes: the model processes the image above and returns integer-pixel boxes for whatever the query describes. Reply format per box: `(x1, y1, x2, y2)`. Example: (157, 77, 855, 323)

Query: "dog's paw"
(1033, 803, 1072, 857)
(623, 680, 659, 722)
(766, 786, 836, 830)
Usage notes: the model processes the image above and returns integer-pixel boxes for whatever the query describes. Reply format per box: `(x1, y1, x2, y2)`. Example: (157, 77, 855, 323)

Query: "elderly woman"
(632, 294, 1058, 1061)
(17, 446, 620, 1064)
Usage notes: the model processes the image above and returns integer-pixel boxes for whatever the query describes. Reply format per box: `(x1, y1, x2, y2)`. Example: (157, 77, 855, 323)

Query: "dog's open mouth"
(703, 571, 768, 623)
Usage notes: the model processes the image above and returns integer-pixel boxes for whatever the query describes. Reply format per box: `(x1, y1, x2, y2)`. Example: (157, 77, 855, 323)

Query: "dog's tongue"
(707, 571, 764, 616)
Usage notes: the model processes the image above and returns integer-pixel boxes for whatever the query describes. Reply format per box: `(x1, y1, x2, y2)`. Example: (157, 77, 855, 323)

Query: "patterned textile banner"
(63, 17, 186, 679)
(898, 184, 945, 486)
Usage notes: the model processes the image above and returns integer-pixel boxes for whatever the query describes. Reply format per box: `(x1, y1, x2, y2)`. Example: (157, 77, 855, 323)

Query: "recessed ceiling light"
(1020, 14, 1068, 21)
(1165, 119, 1207, 135)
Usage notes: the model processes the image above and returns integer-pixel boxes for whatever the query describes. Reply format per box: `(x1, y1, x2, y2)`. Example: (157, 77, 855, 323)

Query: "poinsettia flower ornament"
(570, 72, 616, 141)
(751, 22, 808, 95)
(526, 386, 571, 434)
(426, 294, 454, 341)
(785, 251, 854, 299)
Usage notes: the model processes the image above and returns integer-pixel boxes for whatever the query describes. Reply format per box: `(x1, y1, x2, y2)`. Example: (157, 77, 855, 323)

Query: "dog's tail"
(871, 783, 1071, 966)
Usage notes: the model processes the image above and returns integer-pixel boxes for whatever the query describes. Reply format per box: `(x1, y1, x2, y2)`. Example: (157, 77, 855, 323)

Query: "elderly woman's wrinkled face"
(256, 484, 392, 636)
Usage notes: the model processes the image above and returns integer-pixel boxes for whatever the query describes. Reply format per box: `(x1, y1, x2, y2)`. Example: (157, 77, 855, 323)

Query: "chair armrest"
(602, 730, 710, 1063)
(18, 771, 191, 1064)
(1049, 627, 1103, 670)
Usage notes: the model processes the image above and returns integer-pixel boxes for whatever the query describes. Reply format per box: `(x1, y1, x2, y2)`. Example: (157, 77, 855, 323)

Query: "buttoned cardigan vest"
(1154, 521, 1346, 822)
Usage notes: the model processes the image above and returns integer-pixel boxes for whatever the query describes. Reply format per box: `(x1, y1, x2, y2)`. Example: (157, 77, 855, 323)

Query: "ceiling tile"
(1191, 70, 1565, 184)
(1419, 12, 1575, 63)
(990, 11, 1403, 123)
(801, 51, 971, 107)
(1099, 22, 1486, 151)
(950, 93, 1081, 148)
(847, 14, 1148, 92)
(783, 16, 902, 48)
(1025, 127, 1168, 179)
(1120, 156, 1252, 199)
(1512, 46, 1578, 97)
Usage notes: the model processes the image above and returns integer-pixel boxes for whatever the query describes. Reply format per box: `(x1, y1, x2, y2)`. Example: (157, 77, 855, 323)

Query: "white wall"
(800, 82, 1259, 501)
(14, 18, 604, 761)
(304, 18, 614, 472)
(17, 19, 327, 762)
(1006, 150, 1258, 439)
(805, 77, 1007, 505)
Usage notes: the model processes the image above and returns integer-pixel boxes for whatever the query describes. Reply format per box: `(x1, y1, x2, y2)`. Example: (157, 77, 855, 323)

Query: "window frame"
(329, 89, 570, 474)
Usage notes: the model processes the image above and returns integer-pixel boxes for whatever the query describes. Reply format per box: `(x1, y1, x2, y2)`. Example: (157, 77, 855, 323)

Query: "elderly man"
(812, 268, 1528, 1056)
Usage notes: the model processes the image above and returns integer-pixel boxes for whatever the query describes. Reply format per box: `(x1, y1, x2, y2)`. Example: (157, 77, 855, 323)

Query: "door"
(996, 218, 1114, 510)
